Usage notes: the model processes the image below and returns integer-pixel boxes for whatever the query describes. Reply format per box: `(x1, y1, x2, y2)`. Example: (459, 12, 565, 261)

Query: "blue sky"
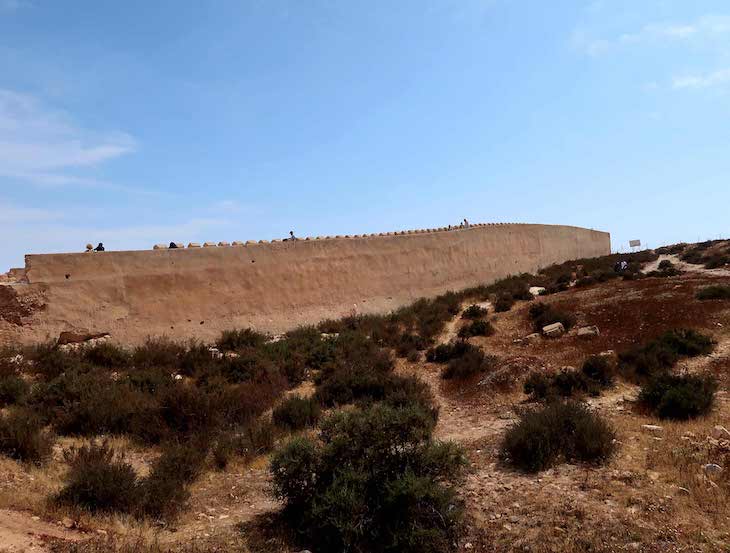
(1, 0, 729, 270)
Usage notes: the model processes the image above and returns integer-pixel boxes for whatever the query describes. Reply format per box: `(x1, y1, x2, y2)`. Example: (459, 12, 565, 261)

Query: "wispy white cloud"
(672, 68, 730, 90)
(0, 89, 136, 187)
(574, 14, 730, 56)
(0, 202, 63, 224)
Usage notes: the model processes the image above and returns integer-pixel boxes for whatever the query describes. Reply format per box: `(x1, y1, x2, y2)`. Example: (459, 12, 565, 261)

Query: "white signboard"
(629, 240, 641, 248)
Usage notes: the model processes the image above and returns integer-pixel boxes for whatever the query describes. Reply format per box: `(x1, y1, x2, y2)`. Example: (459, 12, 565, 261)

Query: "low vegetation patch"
(523, 356, 614, 401)
(270, 403, 467, 553)
(0, 408, 54, 465)
(528, 302, 576, 332)
(500, 401, 616, 472)
(272, 395, 321, 431)
(462, 304, 488, 319)
(619, 329, 715, 380)
(696, 285, 730, 301)
(639, 373, 717, 420)
(442, 347, 496, 380)
(457, 319, 494, 339)
(425, 341, 477, 363)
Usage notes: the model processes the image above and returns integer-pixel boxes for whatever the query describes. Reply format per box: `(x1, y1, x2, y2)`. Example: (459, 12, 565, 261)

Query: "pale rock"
(642, 424, 663, 433)
(712, 425, 730, 440)
(529, 286, 546, 296)
(577, 325, 600, 338)
(542, 322, 565, 337)
(704, 463, 722, 475)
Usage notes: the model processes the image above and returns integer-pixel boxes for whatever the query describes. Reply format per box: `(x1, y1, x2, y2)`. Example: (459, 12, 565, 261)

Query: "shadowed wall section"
(17, 224, 609, 344)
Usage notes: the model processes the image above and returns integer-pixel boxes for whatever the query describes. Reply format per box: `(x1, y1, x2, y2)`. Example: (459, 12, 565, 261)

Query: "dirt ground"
(1, 260, 729, 552)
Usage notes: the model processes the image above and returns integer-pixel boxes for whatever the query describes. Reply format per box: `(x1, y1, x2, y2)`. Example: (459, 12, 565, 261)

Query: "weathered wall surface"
(6, 224, 609, 344)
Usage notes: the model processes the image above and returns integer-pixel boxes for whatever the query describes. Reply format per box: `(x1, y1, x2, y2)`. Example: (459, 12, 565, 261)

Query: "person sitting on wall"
(94, 242, 105, 252)
(84, 243, 94, 253)
(288, 230, 298, 241)
(463, 218, 470, 228)
(169, 242, 178, 249)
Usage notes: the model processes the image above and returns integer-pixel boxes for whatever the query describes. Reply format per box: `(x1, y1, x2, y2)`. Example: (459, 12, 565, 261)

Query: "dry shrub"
(442, 348, 495, 380)
(500, 401, 616, 472)
(273, 395, 321, 431)
(696, 285, 730, 301)
(457, 319, 494, 339)
(639, 373, 717, 420)
(0, 408, 55, 465)
(528, 302, 576, 332)
(217, 327, 269, 351)
(619, 329, 715, 380)
(56, 441, 138, 513)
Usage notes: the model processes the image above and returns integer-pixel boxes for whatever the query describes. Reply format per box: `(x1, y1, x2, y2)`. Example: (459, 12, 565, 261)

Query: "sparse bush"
(395, 333, 430, 358)
(57, 441, 138, 513)
(528, 302, 575, 332)
(462, 304, 487, 319)
(581, 355, 615, 387)
(83, 342, 132, 369)
(500, 401, 616, 472)
(425, 341, 476, 363)
(442, 348, 495, 380)
(639, 373, 717, 420)
(523, 371, 552, 400)
(551, 369, 589, 397)
(220, 347, 278, 383)
(271, 403, 466, 553)
(132, 337, 184, 370)
(27, 344, 90, 379)
(619, 329, 714, 380)
(273, 395, 321, 431)
(457, 319, 494, 339)
(0, 409, 54, 465)
(217, 328, 268, 352)
(137, 439, 208, 519)
(658, 259, 673, 270)
(493, 294, 514, 313)
(697, 285, 730, 301)
(0, 375, 29, 406)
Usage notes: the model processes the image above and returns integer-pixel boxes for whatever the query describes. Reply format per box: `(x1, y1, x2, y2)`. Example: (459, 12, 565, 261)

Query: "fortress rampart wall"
(18, 223, 610, 344)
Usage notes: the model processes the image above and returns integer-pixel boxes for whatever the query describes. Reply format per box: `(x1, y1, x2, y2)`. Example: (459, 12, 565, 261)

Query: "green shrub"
(457, 319, 494, 339)
(523, 371, 552, 400)
(658, 259, 673, 270)
(137, 439, 208, 519)
(0, 375, 29, 407)
(57, 441, 138, 513)
(395, 333, 430, 358)
(581, 355, 615, 387)
(83, 342, 132, 369)
(270, 403, 466, 553)
(619, 329, 714, 380)
(442, 348, 495, 380)
(696, 285, 730, 301)
(425, 341, 477, 363)
(639, 373, 717, 420)
(27, 344, 90, 379)
(0, 409, 54, 465)
(500, 401, 616, 472)
(493, 294, 515, 313)
(528, 302, 576, 332)
(273, 395, 321, 431)
(132, 337, 184, 370)
(462, 304, 488, 319)
(217, 328, 269, 351)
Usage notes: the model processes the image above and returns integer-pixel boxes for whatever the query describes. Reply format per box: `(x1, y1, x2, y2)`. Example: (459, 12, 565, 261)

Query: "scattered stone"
(712, 425, 730, 440)
(704, 463, 722, 475)
(61, 517, 74, 529)
(676, 487, 691, 495)
(577, 325, 600, 338)
(524, 333, 541, 342)
(598, 350, 615, 357)
(529, 286, 546, 296)
(642, 424, 663, 433)
(542, 322, 565, 337)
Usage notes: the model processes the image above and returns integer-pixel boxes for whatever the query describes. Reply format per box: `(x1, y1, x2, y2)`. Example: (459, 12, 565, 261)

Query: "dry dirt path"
(0, 509, 84, 552)
(642, 254, 730, 277)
